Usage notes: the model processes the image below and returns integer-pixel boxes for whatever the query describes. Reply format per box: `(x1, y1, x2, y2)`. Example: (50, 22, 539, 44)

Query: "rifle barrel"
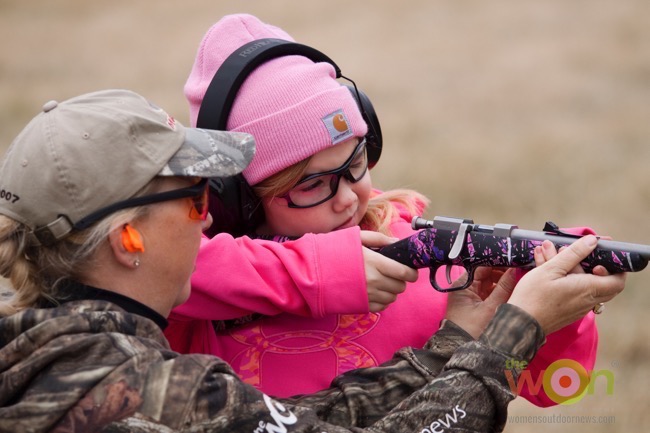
(512, 229, 650, 259)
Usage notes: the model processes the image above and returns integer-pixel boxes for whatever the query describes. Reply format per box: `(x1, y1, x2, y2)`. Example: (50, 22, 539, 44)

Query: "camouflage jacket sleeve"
(279, 303, 544, 433)
(108, 303, 543, 433)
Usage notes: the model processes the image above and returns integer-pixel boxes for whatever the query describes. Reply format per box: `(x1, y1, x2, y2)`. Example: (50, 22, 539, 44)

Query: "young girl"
(166, 14, 600, 406)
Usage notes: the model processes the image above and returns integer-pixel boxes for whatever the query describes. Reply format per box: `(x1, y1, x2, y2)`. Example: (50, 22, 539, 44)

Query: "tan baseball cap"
(0, 89, 255, 245)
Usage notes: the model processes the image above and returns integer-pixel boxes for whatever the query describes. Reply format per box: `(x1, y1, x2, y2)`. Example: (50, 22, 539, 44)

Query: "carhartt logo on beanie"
(322, 109, 354, 144)
(184, 14, 367, 185)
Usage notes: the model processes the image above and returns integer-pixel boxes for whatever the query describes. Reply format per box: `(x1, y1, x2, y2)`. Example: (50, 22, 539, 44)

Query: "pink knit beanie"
(184, 14, 368, 185)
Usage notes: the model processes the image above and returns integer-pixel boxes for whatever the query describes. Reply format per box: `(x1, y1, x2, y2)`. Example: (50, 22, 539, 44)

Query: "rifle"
(378, 216, 650, 292)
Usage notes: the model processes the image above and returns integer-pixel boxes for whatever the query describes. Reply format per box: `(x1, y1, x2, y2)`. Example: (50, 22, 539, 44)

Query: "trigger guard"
(430, 266, 469, 293)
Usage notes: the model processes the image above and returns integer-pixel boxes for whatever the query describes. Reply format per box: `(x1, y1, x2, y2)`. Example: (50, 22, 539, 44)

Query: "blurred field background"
(1, 1, 648, 431)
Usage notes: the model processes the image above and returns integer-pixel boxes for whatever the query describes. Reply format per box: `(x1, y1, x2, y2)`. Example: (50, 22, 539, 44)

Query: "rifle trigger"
(445, 265, 453, 285)
(448, 223, 470, 260)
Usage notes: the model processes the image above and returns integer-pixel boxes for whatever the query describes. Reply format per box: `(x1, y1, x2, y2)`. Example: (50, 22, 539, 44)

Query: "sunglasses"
(281, 138, 368, 209)
(73, 179, 209, 230)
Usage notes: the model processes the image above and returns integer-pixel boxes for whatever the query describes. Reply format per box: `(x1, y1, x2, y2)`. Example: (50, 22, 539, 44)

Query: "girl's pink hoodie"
(166, 202, 598, 407)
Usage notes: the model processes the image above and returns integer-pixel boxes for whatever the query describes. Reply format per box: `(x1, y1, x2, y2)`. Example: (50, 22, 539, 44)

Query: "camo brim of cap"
(159, 128, 255, 178)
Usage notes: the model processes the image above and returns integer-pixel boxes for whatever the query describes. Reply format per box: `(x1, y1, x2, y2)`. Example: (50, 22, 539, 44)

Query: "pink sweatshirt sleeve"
(170, 226, 368, 322)
(520, 313, 598, 406)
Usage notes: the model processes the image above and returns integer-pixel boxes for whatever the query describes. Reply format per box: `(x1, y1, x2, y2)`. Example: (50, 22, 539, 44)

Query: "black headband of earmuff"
(197, 38, 382, 237)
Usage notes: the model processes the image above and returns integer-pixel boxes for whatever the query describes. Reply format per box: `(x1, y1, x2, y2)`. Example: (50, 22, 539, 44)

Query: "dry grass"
(1, 1, 649, 431)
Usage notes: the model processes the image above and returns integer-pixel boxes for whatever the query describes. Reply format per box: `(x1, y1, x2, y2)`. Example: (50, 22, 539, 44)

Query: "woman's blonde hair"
(0, 180, 161, 317)
(253, 155, 429, 237)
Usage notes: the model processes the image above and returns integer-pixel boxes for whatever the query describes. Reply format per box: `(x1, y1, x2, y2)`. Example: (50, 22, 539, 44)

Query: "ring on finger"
(592, 302, 606, 315)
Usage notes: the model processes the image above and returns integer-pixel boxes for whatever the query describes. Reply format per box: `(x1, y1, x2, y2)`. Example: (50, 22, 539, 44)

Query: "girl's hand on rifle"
(360, 230, 419, 312)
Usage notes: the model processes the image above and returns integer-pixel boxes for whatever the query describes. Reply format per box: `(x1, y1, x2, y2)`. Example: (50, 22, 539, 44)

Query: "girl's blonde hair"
(0, 180, 161, 317)
(253, 155, 429, 237)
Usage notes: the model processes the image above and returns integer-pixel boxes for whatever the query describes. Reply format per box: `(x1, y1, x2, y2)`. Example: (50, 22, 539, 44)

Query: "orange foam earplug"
(121, 224, 145, 253)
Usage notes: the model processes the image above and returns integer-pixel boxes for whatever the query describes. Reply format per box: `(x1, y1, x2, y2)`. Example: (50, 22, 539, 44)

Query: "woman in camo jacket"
(0, 89, 625, 433)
